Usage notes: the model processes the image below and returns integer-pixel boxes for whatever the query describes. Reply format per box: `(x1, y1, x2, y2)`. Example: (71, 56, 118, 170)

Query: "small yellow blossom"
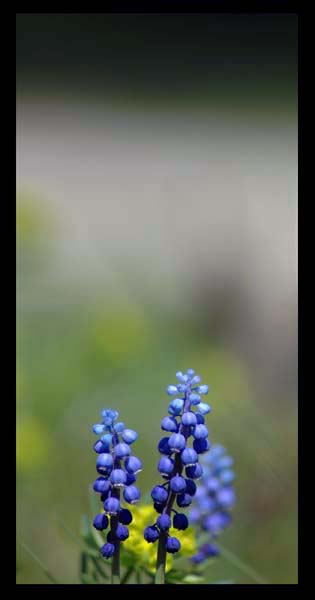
(121, 504, 197, 574)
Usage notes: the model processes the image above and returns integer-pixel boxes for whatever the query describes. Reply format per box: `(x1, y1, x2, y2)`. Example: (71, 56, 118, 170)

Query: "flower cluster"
(144, 369, 211, 554)
(189, 444, 236, 564)
(92, 409, 142, 559)
(123, 504, 197, 574)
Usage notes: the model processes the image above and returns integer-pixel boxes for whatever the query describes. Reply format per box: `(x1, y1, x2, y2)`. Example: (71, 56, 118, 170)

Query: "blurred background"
(16, 13, 297, 584)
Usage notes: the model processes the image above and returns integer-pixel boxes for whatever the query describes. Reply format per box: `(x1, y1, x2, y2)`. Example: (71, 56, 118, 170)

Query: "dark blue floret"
(173, 513, 189, 530)
(144, 525, 160, 543)
(157, 514, 171, 532)
(118, 508, 133, 525)
(100, 542, 115, 559)
(166, 536, 181, 554)
(93, 513, 109, 531)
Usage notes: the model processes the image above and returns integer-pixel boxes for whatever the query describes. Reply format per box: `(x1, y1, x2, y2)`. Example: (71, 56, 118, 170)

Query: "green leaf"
(20, 541, 58, 584)
(90, 557, 109, 580)
(220, 544, 268, 585)
(88, 484, 101, 516)
(182, 574, 205, 584)
(56, 517, 100, 557)
(80, 573, 97, 584)
(80, 551, 88, 576)
(165, 570, 185, 584)
(80, 514, 92, 542)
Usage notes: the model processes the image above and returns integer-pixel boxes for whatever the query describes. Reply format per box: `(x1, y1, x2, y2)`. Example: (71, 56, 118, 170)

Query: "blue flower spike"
(143, 369, 213, 584)
(91, 408, 142, 584)
(189, 444, 236, 564)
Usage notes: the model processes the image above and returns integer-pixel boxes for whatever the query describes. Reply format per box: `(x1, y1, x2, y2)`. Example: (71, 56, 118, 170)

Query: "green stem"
(155, 532, 167, 584)
(121, 566, 133, 584)
(111, 534, 120, 584)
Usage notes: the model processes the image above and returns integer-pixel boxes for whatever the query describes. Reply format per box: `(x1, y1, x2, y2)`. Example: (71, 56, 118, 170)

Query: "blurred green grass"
(16, 194, 297, 584)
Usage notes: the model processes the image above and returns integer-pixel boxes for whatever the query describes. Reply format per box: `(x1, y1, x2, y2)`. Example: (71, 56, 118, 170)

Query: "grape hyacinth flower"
(190, 444, 236, 564)
(143, 369, 212, 584)
(92, 409, 142, 584)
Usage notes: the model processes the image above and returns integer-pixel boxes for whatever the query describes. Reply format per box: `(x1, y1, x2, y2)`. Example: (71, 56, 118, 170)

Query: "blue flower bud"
(191, 550, 206, 564)
(168, 398, 184, 416)
(167, 385, 178, 395)
(189, 393, 201, 405)
(93, 440, 109, 454)
(104, 496, 120, 515)
(123, 485, 141, 504)
(158, 456, 175, 476)
(121, 429, 138, 444)
(176, 493, 193, 507)
(195, 413, 205, 424)
(110, 468, 127, 487)
(190, 375, 201, 385)
(170, 475, 187, 493)
(181, 447, 198, 466)
(96, 453, 114, 473)
(200, 543, 220, 557)
(125, 456, 142, 474)
(161, 416, 178, 432)
(101, 409, 119, 421)
(119, 508, 133, 525)
(205, 477, 220, 493)
(176, 371, 189, 383)
(93, 423, 105, 435)
(166, 536, 181, 553)
(193, 424, 209, 439)
(193, 438, 210, 454)
(154, 501, 166, 513)
(115, 523, 129, 541)
(151, 485, 168, 504)
(185, 463, 203, 479)
(217, 456, 234, 469)
(93, 477, 112, 494)
(115, 442, 131, 458)
(217, 487, 236, 508)
(181, 411, 197, 426)
(93, 513, 109, 531)
(125, 472, 137, 486)
(168, 433, 186, 452)
(185, 479, 197, 496)
(144, 525, 159, 543)
(199, 496, 216, 513)
(113, 422, 125, 433)
(197, 402, 211, 415)
(209, 444, 225, 458)
(100, 433, 113, 447)
(203, 511, 231, 534)
(176, 384, 187, 393)
(187, 369, 195, 377)
(189, 507, 201, 524)
(173, 513, 189, 530)
(100, 542, 115, 558)
(220, 469, 235, 484)
(158, 437, 172, 455)
(157, 514, 171, 531)
(195, 385, 209, 395)
(195, 485, 207, 499)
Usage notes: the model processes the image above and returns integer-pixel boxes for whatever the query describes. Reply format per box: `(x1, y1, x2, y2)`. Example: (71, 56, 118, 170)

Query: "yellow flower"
(121, 504, 197, 574)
